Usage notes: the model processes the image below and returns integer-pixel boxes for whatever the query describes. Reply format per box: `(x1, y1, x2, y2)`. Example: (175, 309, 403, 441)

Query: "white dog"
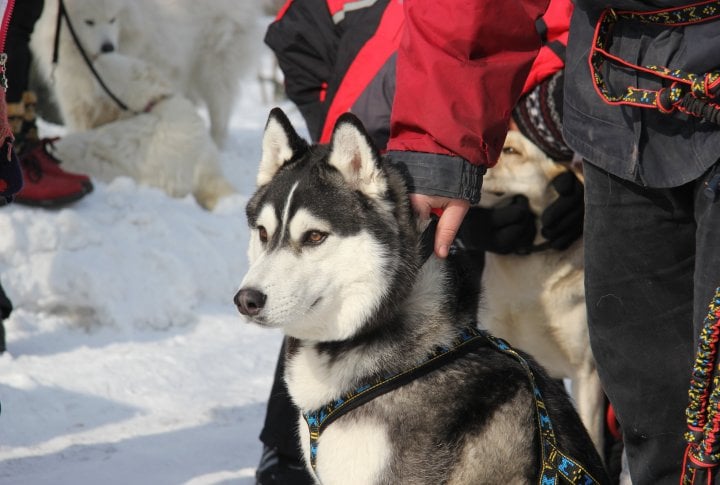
(31, 0, 260, 147)
(478, 130, 605, 453)
(50, 53, 235, 210)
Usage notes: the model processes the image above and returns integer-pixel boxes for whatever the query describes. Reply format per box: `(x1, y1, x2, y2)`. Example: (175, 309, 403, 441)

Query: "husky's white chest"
(297, 414, 391, 485)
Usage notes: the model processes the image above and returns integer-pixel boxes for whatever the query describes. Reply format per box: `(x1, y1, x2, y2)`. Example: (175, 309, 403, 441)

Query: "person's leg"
(0, 280, 12, 353)
(5, 0, 92, 207)
(256, 339, 315, 485)
(583, 161, 696, 484)
(5, 0, 43, 105)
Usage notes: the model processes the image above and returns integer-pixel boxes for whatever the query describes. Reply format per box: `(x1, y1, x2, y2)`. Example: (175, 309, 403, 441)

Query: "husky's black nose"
(100, 42, 115, 53)
(234, 288, 266, 316)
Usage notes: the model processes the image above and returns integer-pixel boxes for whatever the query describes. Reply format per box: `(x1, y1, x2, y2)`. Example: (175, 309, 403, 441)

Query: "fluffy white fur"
(257, 117, 297, 187)
(478, 130, 604, 451)
(242, 207, 388, 342)
(50, 53, 235, 210)
(31, 0, 260, 147)
(297, 417, 390, 484)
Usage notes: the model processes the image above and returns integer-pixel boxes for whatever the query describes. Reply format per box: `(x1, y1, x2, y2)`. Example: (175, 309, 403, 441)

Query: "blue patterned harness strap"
(302, 326, 602, 484)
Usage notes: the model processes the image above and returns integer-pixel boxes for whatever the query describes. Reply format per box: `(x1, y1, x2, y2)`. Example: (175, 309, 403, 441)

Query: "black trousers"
(5, 0, 44, 103)
(0, 280, 12, 352)
(259, 339, 305, 458)
(584, 160, 720, 485)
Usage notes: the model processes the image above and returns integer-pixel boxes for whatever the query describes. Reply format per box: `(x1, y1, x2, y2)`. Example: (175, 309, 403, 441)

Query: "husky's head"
(480, 130, 570, 215)
(62, 0, 123, 59)
(235, 108, 419, 342)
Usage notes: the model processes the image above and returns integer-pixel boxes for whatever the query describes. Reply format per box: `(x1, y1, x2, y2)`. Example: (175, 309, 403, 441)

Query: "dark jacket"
(264, 0, 401, 148)
(564, 0, 720, 187)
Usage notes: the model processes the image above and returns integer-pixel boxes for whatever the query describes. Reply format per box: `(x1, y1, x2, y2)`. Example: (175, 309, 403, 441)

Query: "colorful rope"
(589, 2, 720, 122)
(683, 286, 720, 484)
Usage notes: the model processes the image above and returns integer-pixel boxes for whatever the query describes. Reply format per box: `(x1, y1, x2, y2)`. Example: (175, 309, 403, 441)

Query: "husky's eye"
(302, 231, 328, 246)
(502, 146, 521, 156)
(258, 226, 268, 243)
(84, 19, 95, 26)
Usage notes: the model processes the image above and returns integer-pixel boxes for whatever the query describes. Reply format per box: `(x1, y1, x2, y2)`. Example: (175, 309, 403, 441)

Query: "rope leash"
(590, 1, 720, 124)
(52, 0, 135, 113)
(682, 287, 720, 484)
(302, 326, 602, 484)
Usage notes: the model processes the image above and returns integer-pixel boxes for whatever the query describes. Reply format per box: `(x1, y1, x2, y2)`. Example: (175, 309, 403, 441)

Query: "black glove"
(540, 170, 584, 250)
(456, 195, 536, 255)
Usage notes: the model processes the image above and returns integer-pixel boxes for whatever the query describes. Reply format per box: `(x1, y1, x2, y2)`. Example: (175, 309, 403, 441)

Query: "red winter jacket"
(387, 0, 551, 173)
(266, 0, 569, 164)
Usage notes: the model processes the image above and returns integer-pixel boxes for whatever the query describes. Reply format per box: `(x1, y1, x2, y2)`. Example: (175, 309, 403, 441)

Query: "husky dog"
(477, 130, 604, 452)
(30, 0, 260, 147)
(235, 108, 608, 484)
(51, 53, 235, 210)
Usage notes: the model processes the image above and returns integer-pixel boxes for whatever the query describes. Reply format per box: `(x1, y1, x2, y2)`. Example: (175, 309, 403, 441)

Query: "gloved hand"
(456, 194, 536, 255)
(540, 170, 584, 250)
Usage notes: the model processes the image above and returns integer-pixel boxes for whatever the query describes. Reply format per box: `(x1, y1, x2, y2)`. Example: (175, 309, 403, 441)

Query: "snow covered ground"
(0, 34, 305, 484)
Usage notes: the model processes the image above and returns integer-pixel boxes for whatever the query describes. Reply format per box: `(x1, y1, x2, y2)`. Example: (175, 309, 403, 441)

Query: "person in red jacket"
(256, 2, 589, 484)
(5, 0, 93, 207)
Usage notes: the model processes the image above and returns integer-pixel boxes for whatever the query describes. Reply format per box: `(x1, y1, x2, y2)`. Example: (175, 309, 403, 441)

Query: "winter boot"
(18, 91, 93, 187)
(11, 92, 93, 207)
(14, 155, 91, 207)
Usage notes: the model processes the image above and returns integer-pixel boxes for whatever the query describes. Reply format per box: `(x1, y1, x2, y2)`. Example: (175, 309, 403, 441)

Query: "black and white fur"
(236, 108, 608, 484)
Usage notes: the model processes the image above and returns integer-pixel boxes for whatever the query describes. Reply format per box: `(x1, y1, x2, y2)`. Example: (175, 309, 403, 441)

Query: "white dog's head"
(480, 130, 572, 214)
(61, 0, 125, 59)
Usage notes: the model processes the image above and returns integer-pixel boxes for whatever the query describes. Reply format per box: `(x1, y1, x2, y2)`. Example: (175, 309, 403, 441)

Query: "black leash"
(52, 0, 134, 113)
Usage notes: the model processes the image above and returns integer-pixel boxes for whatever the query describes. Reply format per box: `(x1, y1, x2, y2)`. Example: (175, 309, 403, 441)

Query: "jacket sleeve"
(264, 0, 339, 141)
(386, 0, 549, 203)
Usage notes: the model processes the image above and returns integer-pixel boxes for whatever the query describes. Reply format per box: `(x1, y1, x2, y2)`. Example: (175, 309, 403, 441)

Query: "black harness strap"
(302, 326, 603, 484)
(52, 0, 134, 113)
(303, 327, 487, 470)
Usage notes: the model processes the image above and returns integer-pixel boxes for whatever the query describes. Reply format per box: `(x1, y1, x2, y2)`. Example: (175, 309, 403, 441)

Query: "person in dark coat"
(386, 1, 720, 484)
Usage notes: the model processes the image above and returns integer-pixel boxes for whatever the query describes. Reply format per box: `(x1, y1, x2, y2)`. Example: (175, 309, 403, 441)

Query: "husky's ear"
(328, 113, 386, 198)
(257, 108, 308, 186)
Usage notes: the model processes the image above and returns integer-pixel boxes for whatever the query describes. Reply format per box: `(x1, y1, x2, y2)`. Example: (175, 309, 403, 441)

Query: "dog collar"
(143, 94, 172, 113)
(302, 326, 603, 484)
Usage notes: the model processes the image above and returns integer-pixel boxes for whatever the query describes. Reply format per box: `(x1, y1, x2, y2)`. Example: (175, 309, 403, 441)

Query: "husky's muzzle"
(234, 288, 266, 318)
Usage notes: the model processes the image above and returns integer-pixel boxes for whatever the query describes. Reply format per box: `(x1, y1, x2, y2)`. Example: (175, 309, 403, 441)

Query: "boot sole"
(13, 184, 93, 208)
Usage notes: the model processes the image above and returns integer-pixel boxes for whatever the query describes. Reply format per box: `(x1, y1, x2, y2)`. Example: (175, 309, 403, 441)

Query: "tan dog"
(478, 130, 604, 452)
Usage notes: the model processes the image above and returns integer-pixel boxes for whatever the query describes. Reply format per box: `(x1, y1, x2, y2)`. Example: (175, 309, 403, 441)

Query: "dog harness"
(682, 286, 720, 484)
(302, 326, 602, 484)
(590, 1, 720, 125)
